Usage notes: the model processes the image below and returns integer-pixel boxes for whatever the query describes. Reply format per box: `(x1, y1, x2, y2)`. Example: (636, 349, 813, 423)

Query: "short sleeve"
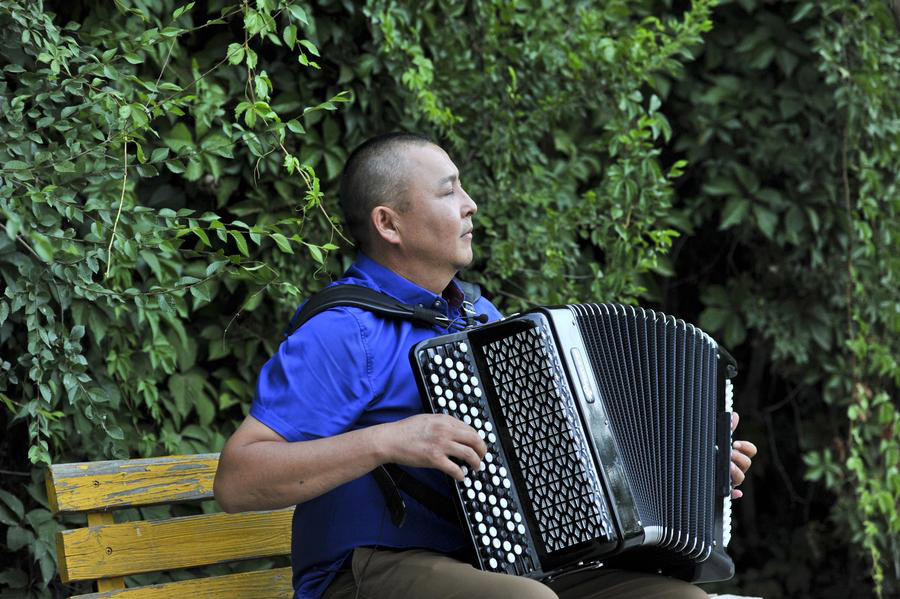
(250, 308, 374, 442)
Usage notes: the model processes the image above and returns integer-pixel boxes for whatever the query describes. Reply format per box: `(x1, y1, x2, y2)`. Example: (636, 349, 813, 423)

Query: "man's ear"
(371, 205, 402, 246)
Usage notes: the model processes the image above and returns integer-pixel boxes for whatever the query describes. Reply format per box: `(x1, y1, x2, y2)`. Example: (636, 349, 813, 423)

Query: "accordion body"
(409, 304, 737, 583)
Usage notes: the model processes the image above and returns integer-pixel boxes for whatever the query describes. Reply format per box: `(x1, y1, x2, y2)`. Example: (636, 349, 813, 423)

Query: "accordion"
(409, 304, 737, 583)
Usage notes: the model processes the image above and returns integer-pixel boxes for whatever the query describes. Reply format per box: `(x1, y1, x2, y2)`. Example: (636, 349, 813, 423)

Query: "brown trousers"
(322, 547, 709, 599)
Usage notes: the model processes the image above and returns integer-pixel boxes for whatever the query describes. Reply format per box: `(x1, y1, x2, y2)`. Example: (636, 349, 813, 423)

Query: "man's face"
(393, 143, 477, 273)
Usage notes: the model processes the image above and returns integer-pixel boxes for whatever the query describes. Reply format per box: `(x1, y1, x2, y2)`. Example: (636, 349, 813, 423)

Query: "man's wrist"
(366, 421, 396, 466)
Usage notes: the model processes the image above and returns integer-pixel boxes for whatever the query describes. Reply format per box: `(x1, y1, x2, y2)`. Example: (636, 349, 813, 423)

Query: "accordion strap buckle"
(541, 561, 604, 583)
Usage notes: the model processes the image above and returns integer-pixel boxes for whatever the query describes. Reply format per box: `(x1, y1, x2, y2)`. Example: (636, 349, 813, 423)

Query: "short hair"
(338, 132, 435, 251)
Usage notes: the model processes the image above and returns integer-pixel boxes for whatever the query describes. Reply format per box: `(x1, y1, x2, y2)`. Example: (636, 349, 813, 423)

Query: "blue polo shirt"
(251, 254, 503, 599)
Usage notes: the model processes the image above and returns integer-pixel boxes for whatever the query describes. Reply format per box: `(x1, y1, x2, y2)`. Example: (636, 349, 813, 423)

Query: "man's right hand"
(378, 414, 487, 481)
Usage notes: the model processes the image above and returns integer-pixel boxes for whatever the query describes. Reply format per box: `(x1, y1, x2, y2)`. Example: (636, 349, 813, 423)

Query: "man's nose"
(461, 188, 477, 216)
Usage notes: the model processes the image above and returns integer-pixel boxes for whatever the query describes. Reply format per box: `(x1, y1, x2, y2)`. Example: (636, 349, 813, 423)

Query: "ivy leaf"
(283, 24, 297, 50)
(271, 233, 292, 254)
(719, 198, 749, 230)
(308, 244, 323, 264)
(7, 525, 34, 552)
(0, 489, 25, 520)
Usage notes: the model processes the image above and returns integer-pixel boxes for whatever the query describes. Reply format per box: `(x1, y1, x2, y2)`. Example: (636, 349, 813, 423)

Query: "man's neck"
(365, 251, 455, 296)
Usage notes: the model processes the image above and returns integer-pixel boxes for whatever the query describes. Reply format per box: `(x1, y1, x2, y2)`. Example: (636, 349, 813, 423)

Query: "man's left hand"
(730, 411, 757, 499)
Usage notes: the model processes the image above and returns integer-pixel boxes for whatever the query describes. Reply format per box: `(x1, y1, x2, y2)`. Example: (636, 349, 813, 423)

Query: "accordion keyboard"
(419, 340, 540, 575)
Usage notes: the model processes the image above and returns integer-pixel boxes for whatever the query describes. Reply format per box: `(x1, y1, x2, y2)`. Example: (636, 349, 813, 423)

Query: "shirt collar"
(347, 253, 465, 312)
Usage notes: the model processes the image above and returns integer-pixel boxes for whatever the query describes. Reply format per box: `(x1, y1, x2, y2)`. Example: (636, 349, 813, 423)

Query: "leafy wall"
(0, 1, 897, 598)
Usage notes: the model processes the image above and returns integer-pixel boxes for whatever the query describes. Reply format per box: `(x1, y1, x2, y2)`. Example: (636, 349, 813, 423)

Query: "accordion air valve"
(410, 304, 737, 583)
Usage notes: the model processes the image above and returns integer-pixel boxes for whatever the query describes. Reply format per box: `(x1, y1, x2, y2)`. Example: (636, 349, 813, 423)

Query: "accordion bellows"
(410, 304, 737, 582)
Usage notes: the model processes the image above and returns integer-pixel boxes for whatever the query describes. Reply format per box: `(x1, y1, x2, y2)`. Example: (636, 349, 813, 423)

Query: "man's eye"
(443, 188, 454, 196)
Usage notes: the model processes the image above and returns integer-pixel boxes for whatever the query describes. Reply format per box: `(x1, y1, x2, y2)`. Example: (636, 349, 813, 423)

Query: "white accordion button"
(500, 498, 508, 509)
(463, 384, 472, 395)
(449, 400, 457, 411)
(460, 342, 468, 352)
(470, 408, 479, 418)
(460, 373, 469, 384)
(459, 403, 468, 414)
(463, 415, 471, 425)
(507, 553, 515, 563)
(513, 512, 522, 523)
(506, 521, 515, 532)
(514, 544, 522, 555)
(430, 373, 439, 384)
(478, 492, 486, 503)
(434, 355, 443, 365)
(449, 369, 457, 380)
(489, 557, 498, 569)
(474, 480, 482, 491)
(474, 388, 482, 398)
(456, 361, 464, 371)
(467, 489, 475, 500)
(518, 524, 526, 534)
(482, 535, 490, 546)
(492, 538, 501, 549)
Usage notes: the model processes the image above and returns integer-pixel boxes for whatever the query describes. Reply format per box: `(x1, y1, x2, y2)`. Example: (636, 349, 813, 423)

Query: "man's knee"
(497, 575, 559, 599)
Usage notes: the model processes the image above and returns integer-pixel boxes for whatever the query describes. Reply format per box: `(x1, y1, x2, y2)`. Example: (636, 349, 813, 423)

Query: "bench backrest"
(46, 453, 294, 599)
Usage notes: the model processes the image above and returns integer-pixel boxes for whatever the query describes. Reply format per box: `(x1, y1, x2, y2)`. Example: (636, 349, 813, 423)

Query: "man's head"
(339, 133, 433, 252)
(339, 133, 477, 293)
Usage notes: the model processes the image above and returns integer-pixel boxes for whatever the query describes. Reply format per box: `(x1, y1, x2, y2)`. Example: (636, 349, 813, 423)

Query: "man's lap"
(321, 547, 707, 599)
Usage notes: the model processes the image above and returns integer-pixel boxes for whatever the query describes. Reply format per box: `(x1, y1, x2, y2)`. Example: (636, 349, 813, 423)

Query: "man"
(214, 133, 757, 599)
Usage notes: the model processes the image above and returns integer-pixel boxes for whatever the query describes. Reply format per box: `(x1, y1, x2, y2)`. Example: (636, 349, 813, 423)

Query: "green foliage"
(664, 0, 899, 596)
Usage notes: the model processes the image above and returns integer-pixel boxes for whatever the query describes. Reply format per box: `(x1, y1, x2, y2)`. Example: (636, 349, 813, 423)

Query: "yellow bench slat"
(66, 566, 293, 599)
(57, 508, 293, 582)
(46, 454, 219, 514)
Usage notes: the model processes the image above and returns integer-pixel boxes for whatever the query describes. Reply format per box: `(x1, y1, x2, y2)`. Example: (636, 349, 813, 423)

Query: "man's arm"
(214, 413, 487, 513)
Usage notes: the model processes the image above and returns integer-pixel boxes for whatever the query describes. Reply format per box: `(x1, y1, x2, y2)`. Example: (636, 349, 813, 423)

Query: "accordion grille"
(482, 325, 615, 553)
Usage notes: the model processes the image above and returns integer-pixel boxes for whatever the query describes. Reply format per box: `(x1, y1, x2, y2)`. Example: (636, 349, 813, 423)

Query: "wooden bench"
(47, 453, 760, 599)
(45, 453, 294, 599)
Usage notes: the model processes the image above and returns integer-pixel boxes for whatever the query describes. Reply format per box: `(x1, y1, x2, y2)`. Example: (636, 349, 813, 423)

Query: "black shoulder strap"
(283, 284, 453, 339)
(283, 281, 482, 527)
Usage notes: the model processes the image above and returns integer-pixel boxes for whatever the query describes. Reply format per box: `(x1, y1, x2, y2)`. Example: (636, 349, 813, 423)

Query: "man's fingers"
(731, 448, 752, 473)
(437, 457, 467, 481)
(447, 442, 483, 472)
(734, 439, 758, 458)
(731, 411, 740, 433)
(450, 422, 487, 458)
(730, 462, 745, 487)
